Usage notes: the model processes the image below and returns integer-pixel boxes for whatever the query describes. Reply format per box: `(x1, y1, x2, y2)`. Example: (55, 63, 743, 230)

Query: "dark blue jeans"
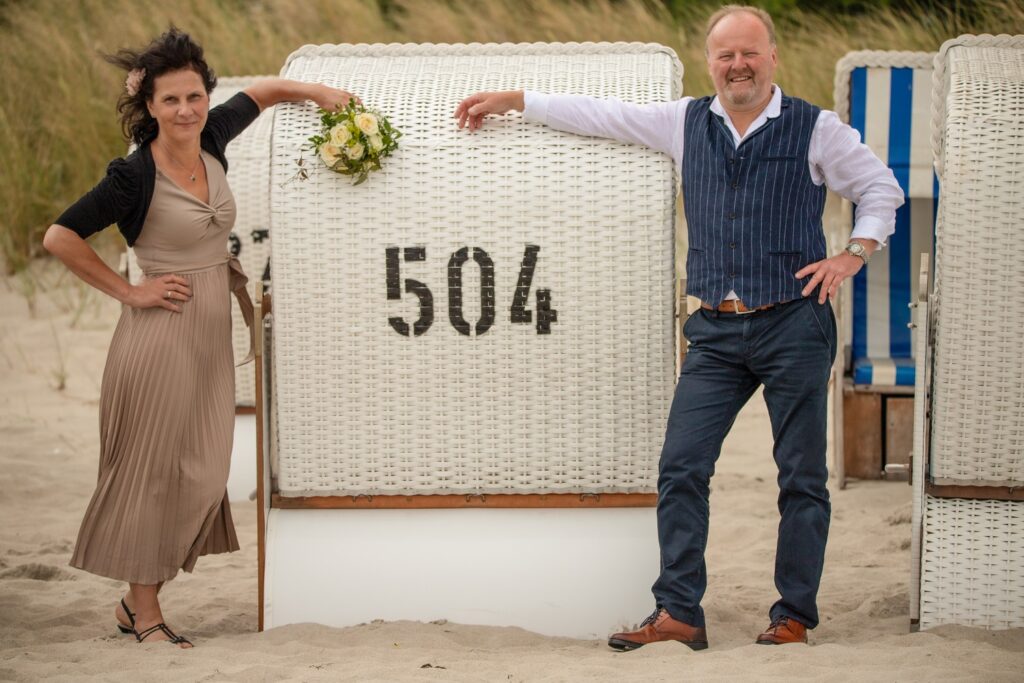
(652, 297, 836, 629)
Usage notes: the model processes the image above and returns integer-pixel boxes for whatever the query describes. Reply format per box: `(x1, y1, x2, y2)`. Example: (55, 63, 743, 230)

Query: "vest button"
(731, 182, 739, 189)
(727, 211, 736, 219)
(729, 243, 736, 249)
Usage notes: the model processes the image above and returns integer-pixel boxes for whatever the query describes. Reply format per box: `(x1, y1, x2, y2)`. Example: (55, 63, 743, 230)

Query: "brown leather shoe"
(755, 616, 808, 645)
(608, 608, 709, 651)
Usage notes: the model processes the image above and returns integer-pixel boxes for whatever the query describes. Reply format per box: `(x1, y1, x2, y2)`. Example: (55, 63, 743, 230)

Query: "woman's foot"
(132, 617, 193, 648)
(115, 595, 135, 634)
(128, 583, 191, 648)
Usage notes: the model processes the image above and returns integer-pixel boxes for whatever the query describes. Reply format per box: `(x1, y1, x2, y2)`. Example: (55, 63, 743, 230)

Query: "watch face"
(847, 243, 864, 256)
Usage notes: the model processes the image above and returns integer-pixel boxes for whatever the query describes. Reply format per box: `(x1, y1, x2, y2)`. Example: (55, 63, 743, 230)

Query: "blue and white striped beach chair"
(832, 51, 936, 485)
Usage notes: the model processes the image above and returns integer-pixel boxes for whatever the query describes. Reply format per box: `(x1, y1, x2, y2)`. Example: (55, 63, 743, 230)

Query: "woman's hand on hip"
(129, 274, 192, 312)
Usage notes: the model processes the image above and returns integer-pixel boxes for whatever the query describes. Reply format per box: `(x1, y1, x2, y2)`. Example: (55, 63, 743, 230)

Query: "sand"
(2, 259, 1022, 681)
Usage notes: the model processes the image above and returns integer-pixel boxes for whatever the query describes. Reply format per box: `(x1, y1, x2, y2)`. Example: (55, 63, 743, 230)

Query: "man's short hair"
(705, 4, 777, 53)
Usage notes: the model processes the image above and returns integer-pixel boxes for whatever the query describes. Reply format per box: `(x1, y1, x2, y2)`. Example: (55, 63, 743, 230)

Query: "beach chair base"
(262, 506, 660, 638)
(919, 495, 1024, 630)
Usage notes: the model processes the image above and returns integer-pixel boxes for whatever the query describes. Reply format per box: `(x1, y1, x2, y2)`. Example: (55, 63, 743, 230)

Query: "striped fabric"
(848, 65, 937, 386)
(682, 96, 826, 308)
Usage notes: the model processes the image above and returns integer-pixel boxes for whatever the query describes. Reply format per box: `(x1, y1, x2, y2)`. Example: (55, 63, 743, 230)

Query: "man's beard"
(724, 72, 757, 106)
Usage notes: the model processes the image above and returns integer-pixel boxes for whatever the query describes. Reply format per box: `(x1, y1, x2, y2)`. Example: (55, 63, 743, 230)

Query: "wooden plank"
(255, 289, 268, 633)
(842, 383, 883, 479)
(885, 396, 914, 475)
(272, 493, 658, 509)
(852, 384, 915, 395)
(236, 405, 257, 416)
(926, 483, 1024, 501)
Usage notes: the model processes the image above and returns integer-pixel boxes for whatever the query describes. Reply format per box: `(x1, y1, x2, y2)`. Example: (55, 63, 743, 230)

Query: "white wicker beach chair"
(256, 42, 682, 636)
(912, 34, 1024, 630)
(832, 51, 936, 488)
(126, 76, 273, 409)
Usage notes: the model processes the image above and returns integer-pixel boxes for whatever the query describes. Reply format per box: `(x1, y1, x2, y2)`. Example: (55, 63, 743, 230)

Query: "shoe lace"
(640, 608, 663, 628)
(766, 616, 790, 632)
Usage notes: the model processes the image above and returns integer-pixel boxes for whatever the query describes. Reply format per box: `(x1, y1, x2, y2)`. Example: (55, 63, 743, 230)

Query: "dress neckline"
(155, 150, 214, 209)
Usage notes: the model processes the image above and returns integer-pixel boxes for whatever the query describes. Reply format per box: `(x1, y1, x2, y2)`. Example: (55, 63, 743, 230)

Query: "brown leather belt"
(700, 298, 793, 315)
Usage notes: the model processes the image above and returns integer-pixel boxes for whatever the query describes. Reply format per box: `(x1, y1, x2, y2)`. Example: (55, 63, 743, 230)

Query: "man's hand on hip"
(455, 90, 525, 130)
(796, 251, 868, 304)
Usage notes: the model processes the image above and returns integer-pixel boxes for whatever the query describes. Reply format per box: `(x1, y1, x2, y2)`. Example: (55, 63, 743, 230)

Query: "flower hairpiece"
(125, 68, 146, 97)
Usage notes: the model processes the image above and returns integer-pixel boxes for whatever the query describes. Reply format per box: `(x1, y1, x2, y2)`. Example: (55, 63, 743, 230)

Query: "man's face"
(706, 11, 777, 111)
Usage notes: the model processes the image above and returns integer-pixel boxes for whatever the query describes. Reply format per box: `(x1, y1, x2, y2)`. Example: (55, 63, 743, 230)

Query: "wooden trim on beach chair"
(255, 286, 271, 632)
(271, 493, 657, 509)
(925, 483, 1024, 502)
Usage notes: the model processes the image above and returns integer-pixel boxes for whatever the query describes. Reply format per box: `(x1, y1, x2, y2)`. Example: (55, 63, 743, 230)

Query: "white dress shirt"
(523, 86, 904, 250)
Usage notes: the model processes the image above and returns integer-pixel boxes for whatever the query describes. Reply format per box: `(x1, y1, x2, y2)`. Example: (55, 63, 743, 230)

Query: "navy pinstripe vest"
(682, 95, 827, 308)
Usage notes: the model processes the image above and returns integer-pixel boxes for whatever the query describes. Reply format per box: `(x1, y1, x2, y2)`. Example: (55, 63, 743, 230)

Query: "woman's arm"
(243, 78, 359, 113)
(42, 225, 190, 312)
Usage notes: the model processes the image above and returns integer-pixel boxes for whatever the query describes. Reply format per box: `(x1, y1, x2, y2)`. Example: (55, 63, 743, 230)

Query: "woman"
(43, 28, 355, 648)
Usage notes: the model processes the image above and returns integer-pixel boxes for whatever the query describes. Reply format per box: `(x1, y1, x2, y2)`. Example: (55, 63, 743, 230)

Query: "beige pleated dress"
(71, 151, 251, 585)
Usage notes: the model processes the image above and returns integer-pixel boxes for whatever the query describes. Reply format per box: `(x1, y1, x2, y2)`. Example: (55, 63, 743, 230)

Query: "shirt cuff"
(522, 90, 550, 125)
(851, 215, 891, 249)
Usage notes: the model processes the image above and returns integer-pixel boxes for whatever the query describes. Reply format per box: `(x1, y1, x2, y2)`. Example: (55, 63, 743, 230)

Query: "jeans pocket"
(805, 300, 837, 361)
(682, 308, 703, 343)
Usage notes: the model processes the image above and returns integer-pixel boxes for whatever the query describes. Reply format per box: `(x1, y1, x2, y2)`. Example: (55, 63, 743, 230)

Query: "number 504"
(385, 245, 558, 337)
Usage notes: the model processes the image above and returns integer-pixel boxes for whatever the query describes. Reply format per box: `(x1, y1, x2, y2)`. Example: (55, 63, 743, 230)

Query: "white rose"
(320, 142, 343, 168)
(346, 142, 365, 160)
(329, 124, 351, 146)
(354, 112, 379, 136)
(368, 134, 384, 153)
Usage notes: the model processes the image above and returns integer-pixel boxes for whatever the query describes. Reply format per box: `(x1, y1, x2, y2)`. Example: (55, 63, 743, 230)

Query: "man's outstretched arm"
(455, 90, 686, 161)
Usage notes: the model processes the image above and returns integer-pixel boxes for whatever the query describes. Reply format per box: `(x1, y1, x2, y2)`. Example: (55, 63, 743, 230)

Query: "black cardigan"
(56, 91, 261, 246)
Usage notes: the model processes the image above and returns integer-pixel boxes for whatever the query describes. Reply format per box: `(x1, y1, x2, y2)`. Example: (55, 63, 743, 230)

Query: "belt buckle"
(732, 299, 756, 315)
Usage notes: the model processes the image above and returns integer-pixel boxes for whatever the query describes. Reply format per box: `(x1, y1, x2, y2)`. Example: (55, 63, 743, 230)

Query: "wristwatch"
(844, 241, 870, 265)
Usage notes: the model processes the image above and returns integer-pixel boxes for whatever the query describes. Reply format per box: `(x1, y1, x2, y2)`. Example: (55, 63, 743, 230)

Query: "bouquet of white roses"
(308, 101, 401, 185)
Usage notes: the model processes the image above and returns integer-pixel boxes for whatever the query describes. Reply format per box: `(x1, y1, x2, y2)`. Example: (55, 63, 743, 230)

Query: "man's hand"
(796, 241, 876, 304)
(454, 91, 525, 130)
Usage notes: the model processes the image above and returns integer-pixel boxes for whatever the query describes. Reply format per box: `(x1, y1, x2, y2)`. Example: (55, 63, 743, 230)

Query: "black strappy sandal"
(133, 622, 193, 647)
(116, 597, 135, 635)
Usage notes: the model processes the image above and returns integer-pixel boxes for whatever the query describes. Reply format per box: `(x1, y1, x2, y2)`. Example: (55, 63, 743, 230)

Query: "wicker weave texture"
(920, 495, 1024, 629)
(270, 43, 681, 496)
(929, 38, 1024, 486)
(126, 76, 273, 407)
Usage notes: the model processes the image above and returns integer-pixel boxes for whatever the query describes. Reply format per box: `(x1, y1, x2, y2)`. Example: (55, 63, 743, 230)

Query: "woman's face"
(146, 68, 209, 145)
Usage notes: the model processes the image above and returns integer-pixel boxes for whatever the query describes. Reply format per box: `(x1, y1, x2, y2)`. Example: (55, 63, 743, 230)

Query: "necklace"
(159, 142, 201, 182)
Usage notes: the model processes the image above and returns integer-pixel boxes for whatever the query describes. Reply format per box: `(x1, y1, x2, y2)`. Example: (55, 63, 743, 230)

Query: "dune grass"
(1, 0, 1022, 272)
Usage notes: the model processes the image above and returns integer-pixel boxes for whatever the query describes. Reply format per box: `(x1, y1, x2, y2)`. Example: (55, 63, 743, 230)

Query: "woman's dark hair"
(104, 27, 217, 146)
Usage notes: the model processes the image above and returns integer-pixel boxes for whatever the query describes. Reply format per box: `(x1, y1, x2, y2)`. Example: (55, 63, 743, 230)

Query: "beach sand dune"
(2, 263, 1022, 681)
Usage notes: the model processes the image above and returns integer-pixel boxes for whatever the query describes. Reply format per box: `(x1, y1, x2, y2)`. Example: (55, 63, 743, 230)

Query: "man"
(455, 5, 903, 648)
